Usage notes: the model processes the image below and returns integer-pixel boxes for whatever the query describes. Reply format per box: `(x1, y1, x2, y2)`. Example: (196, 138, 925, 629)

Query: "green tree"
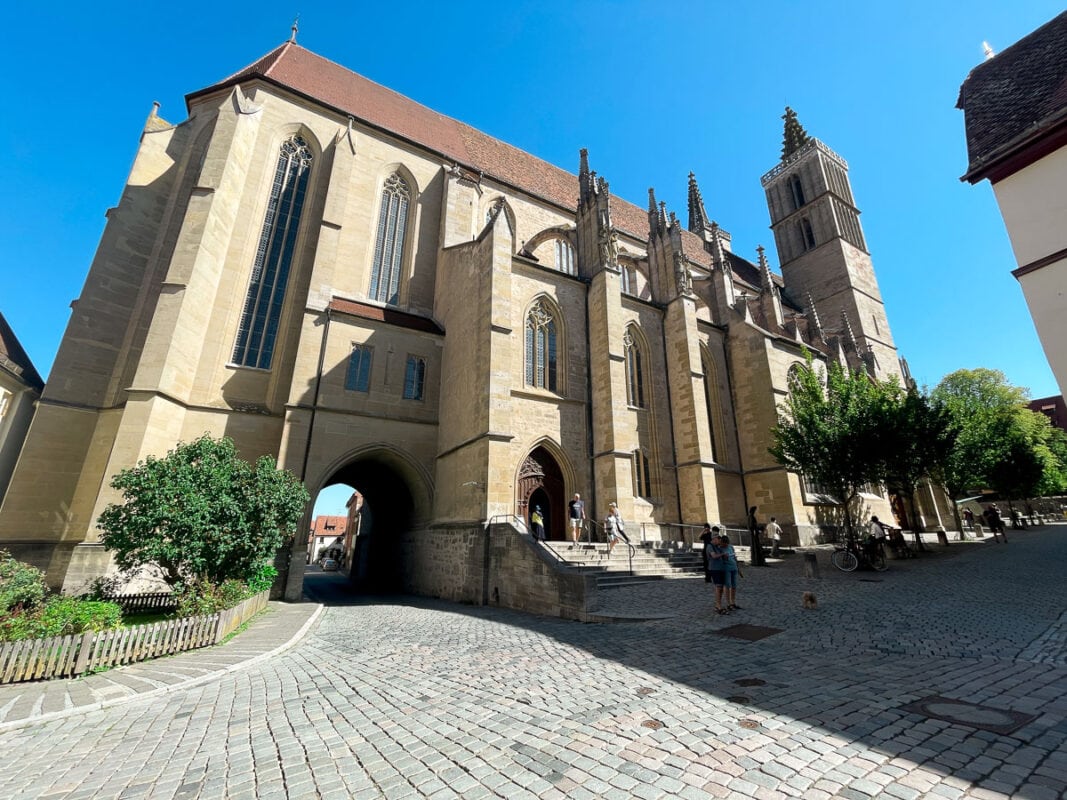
(882, 389, 958, 548)
(97, 435, 309, 588)
(931, 368, 1029, 496)
(769, 354, 899, 540)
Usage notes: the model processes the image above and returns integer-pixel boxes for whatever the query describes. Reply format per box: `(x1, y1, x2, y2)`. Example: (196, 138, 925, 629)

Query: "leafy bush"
(0, 597, 122, 642)
(0, 550, 48, 615)
(173, 578, 254, 617)
(97, 435, 309, 588)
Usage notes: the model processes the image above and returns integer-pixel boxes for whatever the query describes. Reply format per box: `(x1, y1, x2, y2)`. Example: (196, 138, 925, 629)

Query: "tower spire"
(781, 106, 811, 159)
(687, 172, 710, 234)
(290, 15, 299, 43)
(578, 148, 593, 207)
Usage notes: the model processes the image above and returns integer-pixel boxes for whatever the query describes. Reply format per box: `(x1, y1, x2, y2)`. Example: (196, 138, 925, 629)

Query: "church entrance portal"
(305, 456, 417, 597)
(516, 447, 565, 541)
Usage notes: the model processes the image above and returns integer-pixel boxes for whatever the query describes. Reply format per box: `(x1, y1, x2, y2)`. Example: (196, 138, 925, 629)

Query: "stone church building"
(0, 39, 925, 609)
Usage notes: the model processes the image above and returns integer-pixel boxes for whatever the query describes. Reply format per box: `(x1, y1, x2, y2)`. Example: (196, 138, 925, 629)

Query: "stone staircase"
(542, 541, 712, 589)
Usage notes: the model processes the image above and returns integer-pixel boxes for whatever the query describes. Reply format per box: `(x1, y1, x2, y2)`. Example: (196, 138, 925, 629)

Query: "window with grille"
(624, 329, 645, 408)
(403, 355, 426, 400)
(345, 344, 373, 392)
(232, 135, 313, 369)
(369, 173, 411, 305)
(524, 300, 558, 392)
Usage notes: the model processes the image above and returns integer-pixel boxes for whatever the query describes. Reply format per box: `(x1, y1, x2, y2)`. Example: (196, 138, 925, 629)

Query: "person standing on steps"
(530, 506, 545, 542)
(765, 517, 783, 558)
(568, 493, 586, 544)
(604, 502, 627, 555)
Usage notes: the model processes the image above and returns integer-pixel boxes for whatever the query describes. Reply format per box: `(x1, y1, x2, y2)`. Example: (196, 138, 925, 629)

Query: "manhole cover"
(636, 687, 655, 696)
(734, 678, 766, 687)
(641, 719, 664, 730)
(739, 719, 760, 729)
(726, 695, 750, 704)
(899, 696, 1036, 735)
(716, 624, 783, 641)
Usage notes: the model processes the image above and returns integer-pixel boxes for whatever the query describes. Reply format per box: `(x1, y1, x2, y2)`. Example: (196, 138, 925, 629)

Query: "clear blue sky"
(2, 2, 1062, 515)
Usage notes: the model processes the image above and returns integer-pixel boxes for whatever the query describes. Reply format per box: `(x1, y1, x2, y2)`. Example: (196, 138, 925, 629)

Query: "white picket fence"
(0, 590, 269, 685)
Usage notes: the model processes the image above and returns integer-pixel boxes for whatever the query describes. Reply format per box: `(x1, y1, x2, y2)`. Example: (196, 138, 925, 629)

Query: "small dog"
(802, 591, 818, 610)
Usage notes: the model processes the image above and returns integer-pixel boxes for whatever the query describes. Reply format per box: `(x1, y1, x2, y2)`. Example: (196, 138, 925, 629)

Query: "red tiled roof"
(0, 313, 44, 391)
(957, 11, 1067, 182)
(310, 515, 346, 535)
(189, 43, 654, 239)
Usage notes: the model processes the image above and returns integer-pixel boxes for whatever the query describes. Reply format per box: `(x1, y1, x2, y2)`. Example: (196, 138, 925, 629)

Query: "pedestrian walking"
(604, 502, 627, 554)
(568, 493, 586, 544)
(765, 517, 783, 558)
(530, 506, 545, 541)
(748, 505, 765, 566)
(984, 504, 1006, 543)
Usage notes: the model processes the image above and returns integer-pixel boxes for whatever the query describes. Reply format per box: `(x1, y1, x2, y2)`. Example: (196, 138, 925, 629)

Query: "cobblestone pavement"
(2, 526, 1067, 799)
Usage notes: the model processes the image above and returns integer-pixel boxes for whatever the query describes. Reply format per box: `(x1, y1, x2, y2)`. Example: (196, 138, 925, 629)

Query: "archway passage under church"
(517, 447, 565, 541)
(305, 456, 417, 597)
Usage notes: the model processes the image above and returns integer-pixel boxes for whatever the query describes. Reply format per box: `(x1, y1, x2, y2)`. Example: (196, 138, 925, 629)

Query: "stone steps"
(542, 541, 707, 589)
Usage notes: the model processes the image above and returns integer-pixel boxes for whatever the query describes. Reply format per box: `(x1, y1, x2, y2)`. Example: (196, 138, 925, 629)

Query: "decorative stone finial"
(687, 172, 710, 234)
(781, 106, 811, 159)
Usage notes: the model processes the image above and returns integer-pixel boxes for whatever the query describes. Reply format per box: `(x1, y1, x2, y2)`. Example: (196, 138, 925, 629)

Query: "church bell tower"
(761, 108, 899, 380)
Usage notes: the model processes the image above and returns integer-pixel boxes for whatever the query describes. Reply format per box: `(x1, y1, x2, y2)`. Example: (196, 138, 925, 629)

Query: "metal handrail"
(485, 514, 528, 534)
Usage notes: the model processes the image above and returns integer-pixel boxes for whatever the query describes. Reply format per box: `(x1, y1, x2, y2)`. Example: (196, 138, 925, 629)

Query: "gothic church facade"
(0, 41, 915, 600)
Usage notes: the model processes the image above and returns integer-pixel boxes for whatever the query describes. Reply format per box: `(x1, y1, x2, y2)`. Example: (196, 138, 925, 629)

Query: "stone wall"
(398, 522, 594, 620)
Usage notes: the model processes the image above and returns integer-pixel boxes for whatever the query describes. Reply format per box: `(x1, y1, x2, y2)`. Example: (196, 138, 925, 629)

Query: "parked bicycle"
(831, 535, 888, 572)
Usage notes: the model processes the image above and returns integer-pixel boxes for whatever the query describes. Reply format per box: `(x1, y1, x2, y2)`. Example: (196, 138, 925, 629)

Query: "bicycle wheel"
(831, 549, 859, 572)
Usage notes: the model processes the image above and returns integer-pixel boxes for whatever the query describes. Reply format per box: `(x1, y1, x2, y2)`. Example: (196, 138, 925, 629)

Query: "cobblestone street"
(3, 526, 1067, 799)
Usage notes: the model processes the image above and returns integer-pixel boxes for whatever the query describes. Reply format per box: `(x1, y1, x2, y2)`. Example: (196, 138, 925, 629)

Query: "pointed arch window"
(369, 173, 411, 305)
(789, 174, 806, 210)
(702, 355, 719, 462)
(634, 449, 653, 498)
(624, 329, 646, 408)
(801, 218, 816, 250)
(525, 300, 559, 392)
(555, 239, 576, 275)
(232, 135, 313, 369)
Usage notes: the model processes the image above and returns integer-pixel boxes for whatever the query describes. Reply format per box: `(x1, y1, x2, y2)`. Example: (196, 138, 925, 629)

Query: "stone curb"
(0, 603, 325, 734)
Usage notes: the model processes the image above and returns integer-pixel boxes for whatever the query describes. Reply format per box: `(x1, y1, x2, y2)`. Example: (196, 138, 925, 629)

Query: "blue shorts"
(722, 569, 737, 588)
(708, 570, 725, 587)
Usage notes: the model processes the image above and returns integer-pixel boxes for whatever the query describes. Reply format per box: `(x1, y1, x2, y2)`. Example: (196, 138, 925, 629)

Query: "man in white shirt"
(765, 517, 783, 558)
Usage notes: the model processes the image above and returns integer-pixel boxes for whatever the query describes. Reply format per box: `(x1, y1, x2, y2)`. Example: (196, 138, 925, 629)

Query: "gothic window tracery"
(525, 300, 559, 392)
(232, 135, 313, 369)
(369, 172, 411, 305)
(624, 328, 645, 408)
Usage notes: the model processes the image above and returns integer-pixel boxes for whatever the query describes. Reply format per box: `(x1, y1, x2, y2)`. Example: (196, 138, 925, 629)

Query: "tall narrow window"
(345, 344, 373, 392)
(801, 218, 816, 250)
(634, 450, 652, 498)
(702, 356, 718, 462)
(232, 135, 313, 369)
(403, 355, 426, 400)
(524, 300, 558, 392)
(789, 174, 806, 209)
(555, 239, 575, 275)
(369, 173, 411, 305)
(624, 329, 645, 408)
(621, 263, 636, 295)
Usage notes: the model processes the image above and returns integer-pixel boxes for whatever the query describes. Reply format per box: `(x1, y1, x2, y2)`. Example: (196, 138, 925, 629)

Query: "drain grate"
(858, 578, 884, 582)
(899, 696, 1036, 735)
(734, 678, 766, 687)
(716, 624, 783, 641)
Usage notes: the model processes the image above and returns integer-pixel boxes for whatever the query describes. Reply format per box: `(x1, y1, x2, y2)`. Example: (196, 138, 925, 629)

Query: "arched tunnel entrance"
(300, 452, 423, 599)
